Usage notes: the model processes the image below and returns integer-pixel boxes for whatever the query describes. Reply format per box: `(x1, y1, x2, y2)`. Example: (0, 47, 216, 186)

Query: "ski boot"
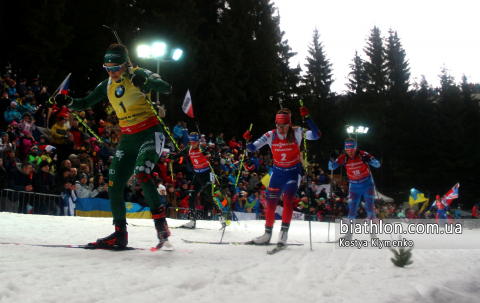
(252, 226, 273, 245)
(219, 214, 227, 230)
(181, 209, 197, 229)
(276, 223, 290, 249)
(181, 220, 196, 229)
(93, 220, 128, 250)
(152, 206, 172, 250)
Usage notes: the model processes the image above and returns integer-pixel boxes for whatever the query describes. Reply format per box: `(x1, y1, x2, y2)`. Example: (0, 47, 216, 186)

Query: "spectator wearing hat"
(79, 134, 96, 158)
(157, 184, 168, 208)
(68, 154, 79, 168)
(89, 137, 100, 162)
(39, 145, 56, 173)
(75, 173, 100, 198)
(4, 101, 21, 124)
(157, 156, 168, 182)
(33, 160, 56, 195)
(30, 79, 40, 97)
(69, 119, 84, 148)
(175, 180, 190, 201)
(173, 121, 183, 144)
(7, 80, 18, 100)
(174, 172, 184, 189)
(50, 114, 68, 147)
(97, 119, 106, 137)
(27, 144, 41, 165)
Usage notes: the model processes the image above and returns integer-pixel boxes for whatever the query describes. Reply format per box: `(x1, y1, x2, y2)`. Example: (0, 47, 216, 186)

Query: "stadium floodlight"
(151, 43, 166, 57)
(137, 45, 150, 58)
(347, 126, 354, 134)
(172, 49, 183, 61)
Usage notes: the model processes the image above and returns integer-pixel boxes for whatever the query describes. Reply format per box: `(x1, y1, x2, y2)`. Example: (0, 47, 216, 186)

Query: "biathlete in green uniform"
(55, 44, 172, 250)
(170, 132, 226, 230)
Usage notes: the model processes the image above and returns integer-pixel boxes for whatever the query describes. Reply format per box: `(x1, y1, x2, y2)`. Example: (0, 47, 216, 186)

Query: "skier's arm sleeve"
(247, 131, 273, 152)
(370, 158, 380, 168)
(135, 68, 172, 94)
(169, 147, 189, 161)
(69, 80, 109, 111)
(328, 157, 341, 170)
(305, 118, 321, 140)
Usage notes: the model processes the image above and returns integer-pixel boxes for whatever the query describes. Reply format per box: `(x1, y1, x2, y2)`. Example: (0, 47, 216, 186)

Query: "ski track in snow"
(0, 213, 479, 303)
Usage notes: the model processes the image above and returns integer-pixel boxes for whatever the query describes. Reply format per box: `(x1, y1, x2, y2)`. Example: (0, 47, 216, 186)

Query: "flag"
(75, 198, 152, 219)
(419, 192, 430, 212)
(442, 183, 459, 206)
(409, 188, 428, 207)
(261, 171, 272, 188)
(182, 89, 194, 118)
(52, 73, 71, 98)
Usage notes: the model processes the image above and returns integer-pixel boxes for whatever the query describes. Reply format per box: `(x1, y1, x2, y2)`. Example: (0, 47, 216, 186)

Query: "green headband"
(104, 50, 128, 64)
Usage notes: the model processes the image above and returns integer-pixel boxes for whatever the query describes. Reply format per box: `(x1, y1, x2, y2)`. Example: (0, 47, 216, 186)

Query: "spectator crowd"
(0, 73, 477, 222)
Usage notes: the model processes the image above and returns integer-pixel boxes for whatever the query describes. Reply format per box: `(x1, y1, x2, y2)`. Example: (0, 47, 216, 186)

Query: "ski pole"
(299, 99, 313, 251)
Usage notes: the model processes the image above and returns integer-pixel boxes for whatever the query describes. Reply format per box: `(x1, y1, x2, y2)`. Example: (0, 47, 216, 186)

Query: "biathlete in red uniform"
(329, 138, 380, 237)
(170, 132, 226, 230)
(243, 107, 320, 248)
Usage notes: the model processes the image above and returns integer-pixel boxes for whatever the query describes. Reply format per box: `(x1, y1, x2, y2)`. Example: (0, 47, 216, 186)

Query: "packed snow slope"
(1, 213, 479, 303)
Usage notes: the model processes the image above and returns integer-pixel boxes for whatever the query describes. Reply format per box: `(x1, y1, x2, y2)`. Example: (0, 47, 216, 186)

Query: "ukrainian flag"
(261, 171, 273, 188)
(75, 198, 152, 219)
(409, 188, 428, 207)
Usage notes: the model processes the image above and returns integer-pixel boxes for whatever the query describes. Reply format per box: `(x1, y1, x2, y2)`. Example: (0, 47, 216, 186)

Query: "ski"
(1, 242, 145, 251)
(151, 240, 174, 252)
(267, 245, 287, 255)
(181, 239, 303, 246)
(131, 224, 213, 230)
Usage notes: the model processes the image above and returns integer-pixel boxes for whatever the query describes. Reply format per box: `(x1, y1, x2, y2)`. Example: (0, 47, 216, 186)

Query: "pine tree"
(303, 28, 334, 103)
(364, 26, 387, 95)
(390, 248, 413, 267)
(385, 29, 410, 103)
(346, 50, 368, 96)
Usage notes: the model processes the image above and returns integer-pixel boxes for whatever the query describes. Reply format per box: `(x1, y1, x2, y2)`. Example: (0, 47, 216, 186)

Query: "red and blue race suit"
(247, 118, 320, 227)
(329, 150, 380, 220)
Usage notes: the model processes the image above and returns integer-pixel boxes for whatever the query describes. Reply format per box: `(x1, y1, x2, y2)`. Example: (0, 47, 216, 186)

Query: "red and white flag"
(443, 183, 460, 206)
(53, 73, 71, 98)
(182, 89, 194, 118)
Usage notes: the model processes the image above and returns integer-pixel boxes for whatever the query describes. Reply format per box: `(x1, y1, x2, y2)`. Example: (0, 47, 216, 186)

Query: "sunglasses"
(276, 124, 289, 129)
(103, 63, 125, 73)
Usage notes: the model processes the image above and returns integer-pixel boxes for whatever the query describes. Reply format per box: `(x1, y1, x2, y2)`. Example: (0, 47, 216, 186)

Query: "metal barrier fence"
(0, 189, 62, 215)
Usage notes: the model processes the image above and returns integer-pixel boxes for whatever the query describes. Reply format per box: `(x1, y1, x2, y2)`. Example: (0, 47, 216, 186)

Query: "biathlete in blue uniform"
(329, 138, 380, 239)
(243, 107, 320, 248)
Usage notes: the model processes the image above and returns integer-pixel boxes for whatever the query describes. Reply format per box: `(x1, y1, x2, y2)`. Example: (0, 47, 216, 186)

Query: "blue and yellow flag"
(409, 188, 428, 207)
(76, 198, 152, 219)
(261, 171, 272, 188)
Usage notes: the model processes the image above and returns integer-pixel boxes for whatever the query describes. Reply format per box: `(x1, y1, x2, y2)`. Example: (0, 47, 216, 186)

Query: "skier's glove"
(131, 74, 148, 88)
(362, 155, 371, 163)
(243, 130, 252, 141)
(54, 94, 73, 107)
(300, 106, 309, 118)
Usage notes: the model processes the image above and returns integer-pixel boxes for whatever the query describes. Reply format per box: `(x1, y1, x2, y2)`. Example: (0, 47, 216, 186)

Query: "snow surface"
(1, 213, 480, 303)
